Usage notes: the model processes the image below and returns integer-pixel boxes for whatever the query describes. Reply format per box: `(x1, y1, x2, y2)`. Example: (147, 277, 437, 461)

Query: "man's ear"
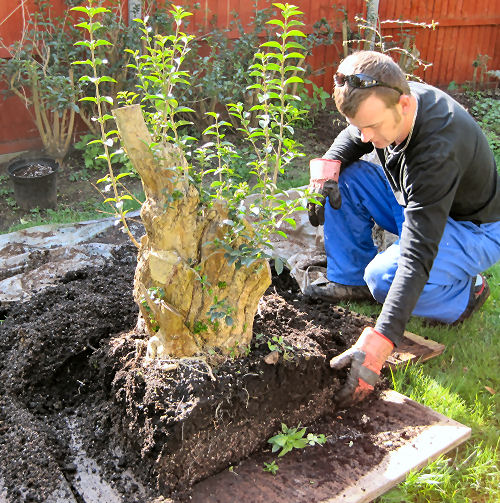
(399, 94, 413, 115)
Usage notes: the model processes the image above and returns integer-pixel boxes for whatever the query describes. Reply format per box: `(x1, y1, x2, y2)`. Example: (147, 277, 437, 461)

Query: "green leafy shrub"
(470, 96, 500, 169)
(0, 0, 84, 160)
(74, 133, 134, 174)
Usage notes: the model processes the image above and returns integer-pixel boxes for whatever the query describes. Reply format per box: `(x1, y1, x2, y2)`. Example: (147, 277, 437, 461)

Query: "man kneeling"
(306, 51, 500, 404)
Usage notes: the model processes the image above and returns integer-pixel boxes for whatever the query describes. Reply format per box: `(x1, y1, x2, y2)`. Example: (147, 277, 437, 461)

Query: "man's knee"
(363, 254, 393, 303)
(338, 160, 380, 186)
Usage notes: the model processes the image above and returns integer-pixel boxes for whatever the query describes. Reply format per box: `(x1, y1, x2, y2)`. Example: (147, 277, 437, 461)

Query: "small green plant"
(72, 0, 141, 247)
(74, 133, 134, 173)
(268, 423, 327, 457)
(294, 79, 331, 128)
(6, 197, 18, 208)
(227, 342, 252, 358)
(0, 175, 13, 197)
(263, 460, 279, 474)
(267, 335, 295, 360)
(207, 296, 234, 327)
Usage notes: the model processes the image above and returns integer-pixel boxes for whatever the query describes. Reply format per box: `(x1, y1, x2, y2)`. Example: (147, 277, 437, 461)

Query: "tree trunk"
(113, 105, 271, 358)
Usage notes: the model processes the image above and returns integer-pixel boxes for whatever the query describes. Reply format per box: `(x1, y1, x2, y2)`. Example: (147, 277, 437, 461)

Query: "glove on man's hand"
(330, 327, 394, 406)
(307, 158, 342, 227)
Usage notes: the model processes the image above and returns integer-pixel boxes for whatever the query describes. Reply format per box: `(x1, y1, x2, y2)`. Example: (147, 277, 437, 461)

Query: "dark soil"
(0, 234, 407, 503)
(191, 395, 436, 502)
(13, 162, 55, 177)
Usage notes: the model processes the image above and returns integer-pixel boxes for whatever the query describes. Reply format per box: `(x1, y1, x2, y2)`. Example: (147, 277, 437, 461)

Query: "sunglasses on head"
(334, 72, 403, 95)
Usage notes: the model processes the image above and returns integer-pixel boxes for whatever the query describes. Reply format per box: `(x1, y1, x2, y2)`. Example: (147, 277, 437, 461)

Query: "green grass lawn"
(342, 263, 500, 503)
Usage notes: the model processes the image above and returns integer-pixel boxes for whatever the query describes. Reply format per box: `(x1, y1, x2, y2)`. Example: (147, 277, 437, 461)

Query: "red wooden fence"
(0, 0, 498, 155)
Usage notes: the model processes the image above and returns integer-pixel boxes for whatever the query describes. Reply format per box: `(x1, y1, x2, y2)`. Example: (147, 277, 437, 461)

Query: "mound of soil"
(0, 244, 392, 503)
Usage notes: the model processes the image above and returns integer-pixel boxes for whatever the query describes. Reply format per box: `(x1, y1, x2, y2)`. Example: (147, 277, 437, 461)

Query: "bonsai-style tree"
(73, 1, 313, 358)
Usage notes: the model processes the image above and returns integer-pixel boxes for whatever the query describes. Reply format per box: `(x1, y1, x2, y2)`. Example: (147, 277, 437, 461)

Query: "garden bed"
(0, 234, 459, 503)
(0, 243, 357, 502)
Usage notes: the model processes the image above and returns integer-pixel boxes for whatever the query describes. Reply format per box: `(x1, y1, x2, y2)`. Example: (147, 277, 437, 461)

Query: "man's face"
(346, 93, 403, 149)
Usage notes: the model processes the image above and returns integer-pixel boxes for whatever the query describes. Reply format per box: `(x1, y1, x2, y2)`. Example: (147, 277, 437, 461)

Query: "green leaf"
(90, 7, 110, 15)
(278, 445, 293, 457)
(267, 19, 285, 28)
(284, 52, 305, 60)
(176, 106, 196, 113)
(284, 76, 304, 86)
(70, 6, 90, 13)
(100, 96, 114, 105)
(285, 41, 306, 50)
(74, 41, 92, 48)
(265, 53, 284, 62)
(283, 30, 306, 38)
(94, 39, 112, 47)
(74, 21, 91, 31)
(284, 65, 306, 73)
(286, 20, 305, 27)
(78, 75, 97, 83)
(274, 257, 284, 275)
(73, 59, 94, 67)
(261, 41, 282, 50)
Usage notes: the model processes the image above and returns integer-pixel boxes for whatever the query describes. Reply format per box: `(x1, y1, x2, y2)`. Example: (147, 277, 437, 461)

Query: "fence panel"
(0, 0, 498, 155)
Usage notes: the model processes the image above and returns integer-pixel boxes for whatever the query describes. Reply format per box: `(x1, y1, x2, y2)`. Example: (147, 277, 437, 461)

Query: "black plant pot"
(8, 156, 59, 210)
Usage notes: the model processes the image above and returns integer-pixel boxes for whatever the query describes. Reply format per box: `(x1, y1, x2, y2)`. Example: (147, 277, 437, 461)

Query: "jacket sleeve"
(323, 125, 374, 165)
(375, 137, 462, 345)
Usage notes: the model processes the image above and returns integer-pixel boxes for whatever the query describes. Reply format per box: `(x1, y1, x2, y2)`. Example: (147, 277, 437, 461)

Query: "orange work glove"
(307, 158, 342, 227)
(329, 327, 394, 405)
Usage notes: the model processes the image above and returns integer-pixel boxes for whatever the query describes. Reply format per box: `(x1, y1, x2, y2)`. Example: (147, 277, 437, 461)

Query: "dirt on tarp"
(0, 245, 422, 503)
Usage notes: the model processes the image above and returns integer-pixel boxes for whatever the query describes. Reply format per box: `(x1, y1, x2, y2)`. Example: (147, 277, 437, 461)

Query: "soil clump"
(0, 238, 394, 502)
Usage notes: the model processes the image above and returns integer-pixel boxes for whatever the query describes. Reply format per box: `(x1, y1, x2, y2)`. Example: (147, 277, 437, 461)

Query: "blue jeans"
(323, 161, 500, 323)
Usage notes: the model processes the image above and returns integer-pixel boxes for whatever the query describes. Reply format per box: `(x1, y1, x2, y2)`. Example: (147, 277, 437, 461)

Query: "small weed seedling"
(267, 335, 295, 361)
(268, 423, 327, 457)
(263, 460, 279, 475)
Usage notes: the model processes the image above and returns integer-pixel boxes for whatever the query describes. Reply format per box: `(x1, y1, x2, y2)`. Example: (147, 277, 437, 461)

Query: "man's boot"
(303, 278, 374, 303)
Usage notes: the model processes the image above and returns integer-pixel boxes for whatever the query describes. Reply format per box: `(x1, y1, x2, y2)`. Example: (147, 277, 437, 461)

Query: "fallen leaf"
(484, 386, 496, 395)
